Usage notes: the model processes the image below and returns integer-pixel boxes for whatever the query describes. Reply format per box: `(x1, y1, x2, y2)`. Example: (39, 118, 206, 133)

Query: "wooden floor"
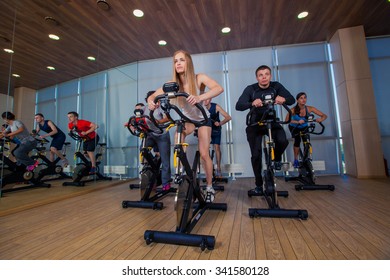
(0, 175, 389, 260)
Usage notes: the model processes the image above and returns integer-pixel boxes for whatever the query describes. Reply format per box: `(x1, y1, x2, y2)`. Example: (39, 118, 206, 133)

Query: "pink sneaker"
(162, 183, 171, 191)
(26, 160, 39, 172)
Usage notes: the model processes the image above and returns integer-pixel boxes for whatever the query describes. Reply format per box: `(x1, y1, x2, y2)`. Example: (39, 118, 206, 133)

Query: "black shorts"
(83, 134, 100, 152)
(195, 118, 212, 128)
(50, 134, 66, 150)
(211, 131, 221, 145)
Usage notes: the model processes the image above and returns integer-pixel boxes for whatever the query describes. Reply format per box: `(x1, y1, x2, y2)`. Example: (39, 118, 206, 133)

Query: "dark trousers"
(246, 124, 289, 187)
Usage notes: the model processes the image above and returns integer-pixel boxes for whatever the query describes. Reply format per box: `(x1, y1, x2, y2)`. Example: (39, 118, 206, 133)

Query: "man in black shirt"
(235, 65, 295, 192)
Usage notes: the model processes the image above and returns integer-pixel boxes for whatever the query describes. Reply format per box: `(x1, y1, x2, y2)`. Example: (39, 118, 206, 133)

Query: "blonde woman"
(147, 50, 223, 202)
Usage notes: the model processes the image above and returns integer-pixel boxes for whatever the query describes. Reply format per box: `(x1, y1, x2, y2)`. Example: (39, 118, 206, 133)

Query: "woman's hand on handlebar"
(186, 94, 200, 106)
(148, 100, 157, 111)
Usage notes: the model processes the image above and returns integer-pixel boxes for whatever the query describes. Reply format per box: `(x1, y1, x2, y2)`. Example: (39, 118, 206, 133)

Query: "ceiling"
(1, 0, 390, 94)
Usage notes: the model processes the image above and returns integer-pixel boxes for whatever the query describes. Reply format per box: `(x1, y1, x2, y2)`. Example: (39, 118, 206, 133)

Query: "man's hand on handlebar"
(252, 98, 263, 107)
(274, 96, 286, 105)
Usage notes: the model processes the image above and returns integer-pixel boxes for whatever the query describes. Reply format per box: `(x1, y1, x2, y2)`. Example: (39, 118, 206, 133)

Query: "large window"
(277, 43, 339, 175)
(367, 36, 390, 175)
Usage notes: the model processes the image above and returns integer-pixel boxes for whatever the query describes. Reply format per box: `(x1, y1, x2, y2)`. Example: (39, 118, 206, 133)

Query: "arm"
(274, 82, 295, 106)
(309, 106, 328, 123)
(147, 87, 165, 110)
(35, 125, 40, 134)
(41, 120, 58, 138)
(4, 125, 24, 138)
(215, 104, 232, 127)
(187, 73, 223, 105)
(80, 121, 98, 136)
(235, 86, 253, 111)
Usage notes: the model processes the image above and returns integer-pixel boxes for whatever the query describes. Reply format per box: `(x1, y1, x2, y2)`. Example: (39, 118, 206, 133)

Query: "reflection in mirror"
(0, 1, 17, 197)
(0, 1, 112, 197)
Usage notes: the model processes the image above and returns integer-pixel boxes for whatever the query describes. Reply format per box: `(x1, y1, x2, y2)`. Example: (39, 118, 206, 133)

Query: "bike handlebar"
(291, 114, 325, 135)
(246, 100, 292, 126)
(126, 115, 163, 137)
(68, 129, 92, 142)
(150, 86, 209, 128)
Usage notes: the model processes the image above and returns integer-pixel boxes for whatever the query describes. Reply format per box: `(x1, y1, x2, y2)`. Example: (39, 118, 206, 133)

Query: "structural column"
(13, 87, 36, 132)
(329, 25, 385, 178)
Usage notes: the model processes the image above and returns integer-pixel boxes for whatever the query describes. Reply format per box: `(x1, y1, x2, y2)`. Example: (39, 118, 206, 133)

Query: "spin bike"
(144, 82, 227, 251)
(63, 130, 112, 187)
(122, 111, 176, 210)
(31, 137, 72, 182)
(247, 93, 308, 220)
(0, 137, 50, 194)
(285, 115, 335, 191)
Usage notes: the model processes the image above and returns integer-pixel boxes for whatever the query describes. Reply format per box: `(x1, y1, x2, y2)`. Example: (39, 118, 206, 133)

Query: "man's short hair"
(255, 65, 272, 76)
(1, 111, 15, 120)
(35, 113, 44, 118)
(67, 111, 79, 118)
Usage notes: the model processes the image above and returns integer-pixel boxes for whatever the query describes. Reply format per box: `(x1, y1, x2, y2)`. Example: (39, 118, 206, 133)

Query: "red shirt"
(68, 119, 96, 140)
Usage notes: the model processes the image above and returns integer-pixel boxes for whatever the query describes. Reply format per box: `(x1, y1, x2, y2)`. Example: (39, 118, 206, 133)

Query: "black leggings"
(289, 126, 309, 147)
(246, 124, 289, 188)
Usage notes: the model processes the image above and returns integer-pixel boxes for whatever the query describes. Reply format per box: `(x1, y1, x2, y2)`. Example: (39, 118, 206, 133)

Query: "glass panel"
(277, 43, 339, 175)
(107, 64, 138, 178)
(227, 47, 274, 178)
(367, 36, 390, 176)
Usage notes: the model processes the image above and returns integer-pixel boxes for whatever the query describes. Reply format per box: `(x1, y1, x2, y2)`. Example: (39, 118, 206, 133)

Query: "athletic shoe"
(26, 160, 39, 172)
(293, 159, 299, 168)
(253, 187, 263, 195)
(62, 158, 69, 168)
(274, 161, 282, 170)
(204, 187, 216, 203)
(89, 167, 97, 175)
(162, 182, 171, 191)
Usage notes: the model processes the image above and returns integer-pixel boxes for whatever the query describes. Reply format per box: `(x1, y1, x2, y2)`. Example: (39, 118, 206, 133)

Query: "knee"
(14, 150, 22, 157)
(199, 151, 210, 162)
(281, 141, 289, 151)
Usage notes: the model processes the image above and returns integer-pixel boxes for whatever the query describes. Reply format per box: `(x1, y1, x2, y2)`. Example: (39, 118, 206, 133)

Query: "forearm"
(200, 88, 223, 102)
(86, 124, 98, 134)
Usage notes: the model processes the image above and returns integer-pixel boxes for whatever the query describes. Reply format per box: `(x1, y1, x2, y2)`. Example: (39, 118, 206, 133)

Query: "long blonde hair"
(172, 50, 197, 96)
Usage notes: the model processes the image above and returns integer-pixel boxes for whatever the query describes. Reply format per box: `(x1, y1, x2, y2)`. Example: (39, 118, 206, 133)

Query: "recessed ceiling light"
(49, 34, 60, 40)
(4, 48, 14, 54)
(133, 9, 144, 17)
(221, 27, 231, 34)
(298, 11, 309, 19)
(96, 0, 110, 11)
(44, 16, 59, 26)
(47, 66, 55, 70)
(158, 40, 167, 46)
(12, 74, 20, 78)
(87, 56, 96, 61)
